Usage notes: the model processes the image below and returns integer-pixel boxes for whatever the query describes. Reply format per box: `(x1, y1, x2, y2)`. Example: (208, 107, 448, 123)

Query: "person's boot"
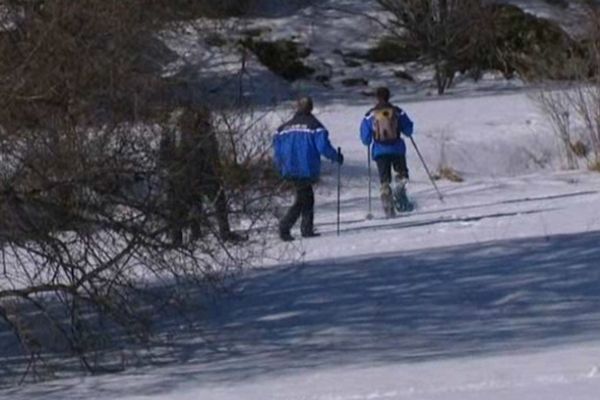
(301, 230, 321, 238)
(221, 230, 248, 243)
(380, 184, 395, 218)
(395, 176, 409, 190)
(393, 177, 413, 212)
(300, 215, 319, 238)
(279, 230, 295, 242)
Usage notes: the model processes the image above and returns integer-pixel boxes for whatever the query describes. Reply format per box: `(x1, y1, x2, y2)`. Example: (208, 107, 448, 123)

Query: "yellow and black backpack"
(373, 107, 399, 144)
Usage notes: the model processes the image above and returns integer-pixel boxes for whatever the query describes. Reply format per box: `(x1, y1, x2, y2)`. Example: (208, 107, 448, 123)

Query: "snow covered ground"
(4, 88, 600, 399)
(3, 1, 600, 398)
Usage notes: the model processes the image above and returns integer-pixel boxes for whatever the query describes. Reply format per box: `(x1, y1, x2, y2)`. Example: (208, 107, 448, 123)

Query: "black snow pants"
(279, 180, 315, 236)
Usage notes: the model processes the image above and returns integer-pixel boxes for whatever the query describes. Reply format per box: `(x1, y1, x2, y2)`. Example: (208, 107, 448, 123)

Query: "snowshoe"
(393, 184, 414, 213)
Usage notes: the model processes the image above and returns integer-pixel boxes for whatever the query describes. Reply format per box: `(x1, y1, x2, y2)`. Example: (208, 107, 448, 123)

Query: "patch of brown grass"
(589, 160, 600, 173)
(434, 166, 464, 182)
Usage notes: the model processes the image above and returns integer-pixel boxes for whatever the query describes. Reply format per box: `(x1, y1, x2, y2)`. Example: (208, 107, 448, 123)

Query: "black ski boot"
(301, 231, 321, 238)
(279, 232, 295, 242)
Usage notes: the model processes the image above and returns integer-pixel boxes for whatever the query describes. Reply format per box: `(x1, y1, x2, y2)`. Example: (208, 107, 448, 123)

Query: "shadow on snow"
(4, 230, 600, 398)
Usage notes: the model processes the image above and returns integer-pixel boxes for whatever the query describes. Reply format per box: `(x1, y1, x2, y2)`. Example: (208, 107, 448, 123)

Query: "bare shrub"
(535, 90, 579, 169)
(0, 0, 277, 384)
(571, 140, 589, 158)
(375, 0, 493, 94)
(534, 1, 600, 171)
(374, 1, 576, 93)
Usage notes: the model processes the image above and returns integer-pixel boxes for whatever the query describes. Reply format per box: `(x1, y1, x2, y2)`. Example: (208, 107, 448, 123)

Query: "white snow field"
(3, 88, 600, 399)
(4, 1, 600, 398)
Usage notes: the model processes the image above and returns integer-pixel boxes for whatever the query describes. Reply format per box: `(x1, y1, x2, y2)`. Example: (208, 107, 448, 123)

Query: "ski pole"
(337, 147, 342, 236)
(409, 136, 444, 202)
(366, 145, 373, 220)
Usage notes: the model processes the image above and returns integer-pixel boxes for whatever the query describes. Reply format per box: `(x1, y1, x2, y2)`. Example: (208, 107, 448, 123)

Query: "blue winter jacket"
(360, 103, 414, 159)
(273, 112, 339, 180)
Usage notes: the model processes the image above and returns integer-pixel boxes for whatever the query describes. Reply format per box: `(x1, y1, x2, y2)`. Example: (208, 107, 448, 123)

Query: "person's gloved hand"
(337, 151, 344, 165)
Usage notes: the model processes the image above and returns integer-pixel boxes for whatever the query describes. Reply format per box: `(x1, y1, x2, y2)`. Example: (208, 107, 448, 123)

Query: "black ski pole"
(409, 136, 444, 202)
(337, 147, 342, 236)
(366, 145, 373, 220)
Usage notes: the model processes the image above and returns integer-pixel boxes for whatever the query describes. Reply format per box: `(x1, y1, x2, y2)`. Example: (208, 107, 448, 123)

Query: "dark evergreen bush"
(367, 36, 419, 64)
(485, 4, 579, 80)
(242, 38, 315, 81)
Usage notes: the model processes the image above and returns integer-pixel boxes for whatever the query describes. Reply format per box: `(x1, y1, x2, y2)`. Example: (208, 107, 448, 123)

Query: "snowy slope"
(3, 1, 600, 399)
(163, 0, 582, 107)
(4, 88, 600, 400)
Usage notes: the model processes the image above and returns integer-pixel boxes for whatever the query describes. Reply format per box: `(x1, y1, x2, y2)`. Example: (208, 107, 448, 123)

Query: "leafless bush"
(374, 1, 579, 93)
(535, 90, 580, 169)
(534, 1, 600, 170)
(375, 0, 493, 94)
(0, 0, 277, 384)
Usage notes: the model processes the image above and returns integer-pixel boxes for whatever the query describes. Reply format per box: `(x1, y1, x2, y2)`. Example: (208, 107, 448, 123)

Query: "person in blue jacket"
(360, 87, 414, 217)
(273, 96, 343, 242)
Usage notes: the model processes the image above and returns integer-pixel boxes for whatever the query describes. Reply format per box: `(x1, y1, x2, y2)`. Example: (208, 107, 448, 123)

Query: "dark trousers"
(167, 172, 231, 243)
(189, 182, 231, 238)
(376, 154, 409, 184)
(280, 181, 314, 235)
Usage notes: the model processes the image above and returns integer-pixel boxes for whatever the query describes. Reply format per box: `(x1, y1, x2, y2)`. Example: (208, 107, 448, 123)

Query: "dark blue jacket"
(360, 103, 414, 159)
(273, 112, 338, 180)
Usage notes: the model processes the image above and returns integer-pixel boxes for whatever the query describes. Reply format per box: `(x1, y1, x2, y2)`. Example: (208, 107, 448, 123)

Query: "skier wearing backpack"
(273, 96, 344, 242)
(360, 87, 414, 218)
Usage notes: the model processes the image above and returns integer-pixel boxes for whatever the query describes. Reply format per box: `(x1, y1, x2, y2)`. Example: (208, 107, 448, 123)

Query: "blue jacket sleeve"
(398, 109, 414, 137)
(360, 117, 372, 146)
(315, 128, 339, 162)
